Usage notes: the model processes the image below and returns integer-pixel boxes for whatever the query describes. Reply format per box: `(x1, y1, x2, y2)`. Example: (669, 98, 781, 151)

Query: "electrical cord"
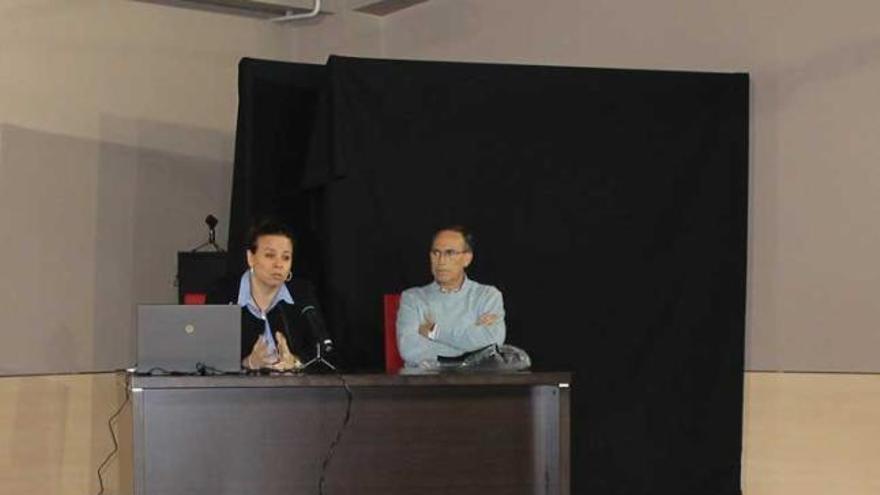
(195, 362, 228, 376)
(318, 369, 353, 495)
(129, 359, 351, 494)
(140, 366, 184, 376)
(95, 372, 131, 495)
(137, 364, 233, 377)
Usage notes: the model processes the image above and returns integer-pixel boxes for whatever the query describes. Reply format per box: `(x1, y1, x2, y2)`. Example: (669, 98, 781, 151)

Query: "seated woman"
(208, 219, 324, 371)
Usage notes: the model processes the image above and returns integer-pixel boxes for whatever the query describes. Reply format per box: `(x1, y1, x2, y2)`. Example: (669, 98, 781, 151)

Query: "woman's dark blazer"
(206, 274, 322, 361)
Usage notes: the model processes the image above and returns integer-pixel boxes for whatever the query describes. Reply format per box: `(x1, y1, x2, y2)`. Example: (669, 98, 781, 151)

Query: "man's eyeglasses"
(429, 249, 469, 259)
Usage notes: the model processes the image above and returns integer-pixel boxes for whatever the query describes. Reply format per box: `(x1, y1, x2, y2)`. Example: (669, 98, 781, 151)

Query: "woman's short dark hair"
(434, 225, 474, 252)
(246, 218, 295, 253)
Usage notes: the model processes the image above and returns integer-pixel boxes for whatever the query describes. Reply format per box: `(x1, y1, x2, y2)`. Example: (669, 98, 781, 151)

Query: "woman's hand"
(271, 331, 301, 371)
(243, 337, 272, 370)
(242, 332, 301, 371)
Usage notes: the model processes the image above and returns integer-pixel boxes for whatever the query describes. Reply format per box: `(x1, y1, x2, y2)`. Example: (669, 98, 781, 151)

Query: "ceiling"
(135, 0, 430, 19)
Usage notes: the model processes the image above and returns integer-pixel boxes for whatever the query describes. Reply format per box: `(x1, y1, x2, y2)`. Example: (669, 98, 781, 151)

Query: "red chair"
(383, 294, 404, 373)
(182, 293, 207, 305)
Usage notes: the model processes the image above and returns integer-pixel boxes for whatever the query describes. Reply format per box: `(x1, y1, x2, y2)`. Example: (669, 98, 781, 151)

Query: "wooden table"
(129, 371, 571, 495)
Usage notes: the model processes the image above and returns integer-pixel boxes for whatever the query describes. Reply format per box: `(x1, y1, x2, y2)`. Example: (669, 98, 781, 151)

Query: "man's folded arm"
(432, 288, 506, 352)
(396, 291, 466, 365)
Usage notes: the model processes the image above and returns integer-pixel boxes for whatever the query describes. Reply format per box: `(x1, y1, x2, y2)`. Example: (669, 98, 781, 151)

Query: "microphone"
(300, 304, 333, 354)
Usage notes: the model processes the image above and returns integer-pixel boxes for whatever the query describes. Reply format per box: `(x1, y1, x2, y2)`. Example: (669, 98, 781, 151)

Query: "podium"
(130, 372, 571, 495)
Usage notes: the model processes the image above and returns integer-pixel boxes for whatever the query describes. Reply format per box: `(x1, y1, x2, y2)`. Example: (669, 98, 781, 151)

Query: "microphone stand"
(191, 215, 225, 252)
(191, 227, 223, 252)
(300, 342, 336, 372)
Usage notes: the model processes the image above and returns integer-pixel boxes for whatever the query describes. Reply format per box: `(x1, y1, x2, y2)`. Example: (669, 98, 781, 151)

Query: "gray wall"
(0, 124, 232, 374)
(0, 0, 382, 375)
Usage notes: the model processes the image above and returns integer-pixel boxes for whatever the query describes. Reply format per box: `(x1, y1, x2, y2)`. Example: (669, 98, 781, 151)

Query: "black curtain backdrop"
(228, 58, 327, 281)
(231, 55, 748, 495)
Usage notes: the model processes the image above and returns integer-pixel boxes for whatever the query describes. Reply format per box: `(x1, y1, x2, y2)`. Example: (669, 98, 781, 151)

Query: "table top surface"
(130, 370, 573, 389)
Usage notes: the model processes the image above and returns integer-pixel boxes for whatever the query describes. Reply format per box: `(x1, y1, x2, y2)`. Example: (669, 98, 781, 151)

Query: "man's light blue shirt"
(237, 272, 293, 358)
(396, 277, 506, 367)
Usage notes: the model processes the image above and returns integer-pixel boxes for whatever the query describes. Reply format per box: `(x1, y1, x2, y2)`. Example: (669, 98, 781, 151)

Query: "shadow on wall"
(0, 121, 233, 376)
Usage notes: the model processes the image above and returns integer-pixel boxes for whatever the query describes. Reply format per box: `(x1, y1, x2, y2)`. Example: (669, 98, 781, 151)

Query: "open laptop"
(136, 304, 241, 374)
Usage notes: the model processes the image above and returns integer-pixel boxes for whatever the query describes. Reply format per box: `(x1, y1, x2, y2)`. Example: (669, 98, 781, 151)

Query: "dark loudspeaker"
(177, 252, 228, 304)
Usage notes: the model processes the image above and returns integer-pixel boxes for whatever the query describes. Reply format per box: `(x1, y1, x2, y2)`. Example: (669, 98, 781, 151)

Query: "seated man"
(396, 226, 505, 367)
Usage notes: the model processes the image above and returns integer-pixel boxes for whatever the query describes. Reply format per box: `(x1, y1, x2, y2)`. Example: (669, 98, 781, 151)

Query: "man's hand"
(418, 314, 435, 338)
(476, 313, 499, 326)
